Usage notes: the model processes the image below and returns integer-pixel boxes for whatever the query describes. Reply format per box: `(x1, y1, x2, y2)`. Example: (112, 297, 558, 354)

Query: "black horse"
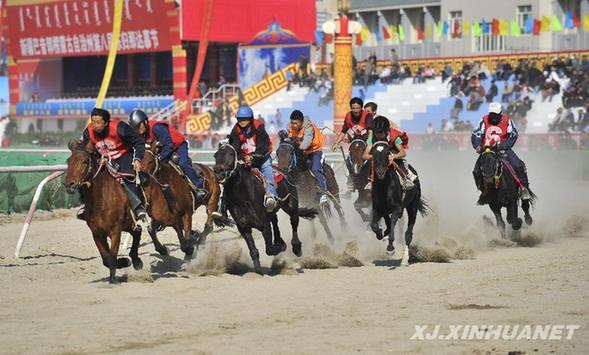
(213, 143, 318, 274)
(478, 147, 536, 239)
(275, 137, 346, 243)
(370, 141, 429, 264)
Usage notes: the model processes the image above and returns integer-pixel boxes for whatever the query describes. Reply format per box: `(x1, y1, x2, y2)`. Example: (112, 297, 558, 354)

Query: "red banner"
(6, 0, 172, 59)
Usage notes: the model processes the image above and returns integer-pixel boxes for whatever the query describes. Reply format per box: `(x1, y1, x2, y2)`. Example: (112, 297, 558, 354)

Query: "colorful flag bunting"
(551, 15, 563, 32)
(510, 20, 521, 36)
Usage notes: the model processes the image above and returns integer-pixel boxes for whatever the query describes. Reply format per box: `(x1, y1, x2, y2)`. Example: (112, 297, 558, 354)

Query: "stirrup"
(76, 207, 86, 221)
(264, 195, 277, 212)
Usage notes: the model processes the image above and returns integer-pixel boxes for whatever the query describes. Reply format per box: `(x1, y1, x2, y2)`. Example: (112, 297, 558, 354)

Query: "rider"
(472, 102, 531, 204)
(81, 107, 147, 221)
(333, 97, 374, 195)
(127, 109, 208, 203)
(362, 115, 414, 190)
(288, 109, 329, 205)
(228, 105, 278, 212)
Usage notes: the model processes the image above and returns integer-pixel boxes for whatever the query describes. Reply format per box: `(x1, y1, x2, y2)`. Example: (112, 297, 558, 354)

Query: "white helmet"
(488, 102, 502, 114)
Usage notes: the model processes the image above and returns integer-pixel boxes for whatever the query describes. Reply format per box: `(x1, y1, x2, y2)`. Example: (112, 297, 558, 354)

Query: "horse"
(275, 137, 346, 243)
(213, 143, 318, 274)
(370, 141, 429, 265)
(63, 140, 143, 283)
(478, 147, 536, 239)
(139, 144, 228, 260)
(346, 139, 372, 221)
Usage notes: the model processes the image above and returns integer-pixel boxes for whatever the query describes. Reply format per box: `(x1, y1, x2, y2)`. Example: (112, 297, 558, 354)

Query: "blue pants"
(113, 152, 143, 211)
(259, 156, 277, 197)
(309, 151, 327, 193)
(176, 142, 203, 188)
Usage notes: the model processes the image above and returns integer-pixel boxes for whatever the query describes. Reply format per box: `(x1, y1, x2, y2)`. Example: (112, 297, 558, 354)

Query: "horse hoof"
(386, 244, 395, 252)
(132, 258, 144, 271)
(292, 243, 302, 257)
(116, 257, 131, 269)
(513, 218, 523, 230)
(375, 231, 384, 240)
(525, 215, 533, 225)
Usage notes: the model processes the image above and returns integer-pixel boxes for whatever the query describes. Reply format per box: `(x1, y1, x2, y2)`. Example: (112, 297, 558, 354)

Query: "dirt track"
(0, 150, 588, 354)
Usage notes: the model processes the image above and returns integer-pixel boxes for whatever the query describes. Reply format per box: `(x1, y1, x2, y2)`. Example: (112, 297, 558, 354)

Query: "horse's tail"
(212, 213, 235, 228)
(297, 207, 319, 220)
(416, 196, 432, 217)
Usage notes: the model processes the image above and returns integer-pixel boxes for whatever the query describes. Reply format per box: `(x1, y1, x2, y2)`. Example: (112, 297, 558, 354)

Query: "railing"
(150, 99, 186, 122)
(191, 84, 240, 114)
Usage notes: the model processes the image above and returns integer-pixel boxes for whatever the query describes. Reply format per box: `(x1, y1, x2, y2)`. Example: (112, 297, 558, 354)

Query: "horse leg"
(92, 231, 115, 281)
(270, 213, 287, 252)
(318, 209, 335, 244)
(521, 199, 533, 225)
(263, 219, 282, 256)
(129, 228, 143, 270)
(353, 197, 369, 222)
(402, 203, 419, 266)
(238, 225, 263, 274)
(147, 222, 169, 256)
(506, 202, 522, 231)
(107, 228, 127, 284)
(383, 214, 391, 237)
(176, 213, 195, 262)
(387, 210, 402, 253)
(370, 209, 384, 240)
(489, 203, 506, 239)
(334, 199, 347, 228)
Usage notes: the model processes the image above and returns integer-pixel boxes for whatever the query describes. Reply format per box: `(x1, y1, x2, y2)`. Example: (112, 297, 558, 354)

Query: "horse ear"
(67, 138, 81, 151)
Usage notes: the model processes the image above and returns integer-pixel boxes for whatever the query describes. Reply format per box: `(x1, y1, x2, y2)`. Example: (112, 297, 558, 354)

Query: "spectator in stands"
(467, 89, 484, 111)
(450, 96, 463, 119)
(359, 89, 366, 102)
(223, 99, 232, 127)
(441, 118, 454, 132)
(501, 82, 513, 103)
(486, 80, 498, 102)
(217, 75, 226, 87)
(425, 122, 435, 135)
(413, 65, 425, 84)
(379, 66, 391, 84)
(390, 49, 399, 67)
(541, 79, 560, 103)
(198, 81, 207, 98)
(448, 74, 461, 96)
(298, 54, 309, 82)
(275, 109, 283, 130)
(441, 64, 453, 83)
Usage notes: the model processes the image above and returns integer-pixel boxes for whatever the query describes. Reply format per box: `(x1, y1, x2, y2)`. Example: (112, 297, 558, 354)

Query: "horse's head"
(213, 142, 238, 183)
(63, 138, 94, 193)
(276, 139, 296, 173)
(141, 143, 161, 174)
(372, 141, 391, 180)
(480, 147, 500, 184)
(349, 138, 366, 175)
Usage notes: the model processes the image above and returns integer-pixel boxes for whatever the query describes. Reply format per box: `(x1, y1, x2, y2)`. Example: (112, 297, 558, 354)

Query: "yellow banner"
(95, 0, 123, 109)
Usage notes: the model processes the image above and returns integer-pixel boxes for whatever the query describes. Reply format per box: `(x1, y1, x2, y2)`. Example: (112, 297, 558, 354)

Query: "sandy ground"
(0, 150, 588, 354)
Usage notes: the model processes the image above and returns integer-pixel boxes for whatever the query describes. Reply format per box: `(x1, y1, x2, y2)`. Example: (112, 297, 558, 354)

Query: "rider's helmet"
(235, 106, 254, 121)
(488, 102, 503, 125)
(372, 115, 390, 133)
(128, 109, 149, 129)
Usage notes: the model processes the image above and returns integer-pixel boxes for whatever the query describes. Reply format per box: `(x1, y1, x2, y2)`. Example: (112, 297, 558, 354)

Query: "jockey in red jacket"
(471, 102, 531, 204)
(128, 109, 208, 203)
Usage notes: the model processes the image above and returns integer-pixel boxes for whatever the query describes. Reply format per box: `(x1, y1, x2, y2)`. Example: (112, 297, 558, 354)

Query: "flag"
(442, 20, 449, 35)
(510, 20, 521, 36)
(492, 19, 499, 35)
(452, 20, 461, 38)
(584, 15, 589, 31)
(417, 26, 424, 41)
(355, 33, 362, 46)
(398, 24, 405, 41)
(565, 12, 574, 29)
(473, 21, 482, 37)
(324, 34, 333, 43)
(499, 19, 509, 35)
(463, 19, 470, 36)
(390, 25, 397, 41)
(436, 21, 443, 37)
(533, 19, 541, 35)
(482, 20, 490, 34)
(382, 25, 390, 40)
(375, 24, 382, 42)
(315, 30, 323, 45)
(426, 22, 432, 39)
(541, 16, 550, 32)
(573, 13, 580, 28)
(551, 15, 563, 32)
(525, 16, 534, 33)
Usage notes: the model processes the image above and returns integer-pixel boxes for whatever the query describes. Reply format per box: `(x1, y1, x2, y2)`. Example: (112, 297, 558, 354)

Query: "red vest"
(344, 110, 370, 137)
(389, 128, 409, 149)
(482, 114, 510, 147)
(87, 119, 129, 160)
(236, 119, 273, 155)
(148, 120, 185, 150)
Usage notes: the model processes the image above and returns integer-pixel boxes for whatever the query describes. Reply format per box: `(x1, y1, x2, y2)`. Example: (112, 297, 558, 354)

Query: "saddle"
(249, 167, 285, 185)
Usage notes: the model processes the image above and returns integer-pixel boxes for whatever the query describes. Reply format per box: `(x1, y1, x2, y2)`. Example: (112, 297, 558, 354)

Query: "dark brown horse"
(346, 139, 371, 221)
(140, 145, 228, 259)
(275, 138, 345, 243)
(63, 141, 143, 283)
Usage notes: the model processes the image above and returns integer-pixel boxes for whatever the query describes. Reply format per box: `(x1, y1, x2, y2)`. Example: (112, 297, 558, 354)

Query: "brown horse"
(140, 145, 227, 258)
(347, 139, 371, 221)
(63, 141, 143, 283)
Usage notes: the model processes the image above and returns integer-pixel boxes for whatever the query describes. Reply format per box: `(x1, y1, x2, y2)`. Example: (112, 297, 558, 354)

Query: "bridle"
(481, 148, 503, 189)
(216, 143, 241, 184)
(66, 150, 96, 191)
(277, 140, 297, 173)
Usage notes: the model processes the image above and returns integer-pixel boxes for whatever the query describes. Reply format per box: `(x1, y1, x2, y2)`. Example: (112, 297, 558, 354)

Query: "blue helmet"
(235, 106, 254, 120)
